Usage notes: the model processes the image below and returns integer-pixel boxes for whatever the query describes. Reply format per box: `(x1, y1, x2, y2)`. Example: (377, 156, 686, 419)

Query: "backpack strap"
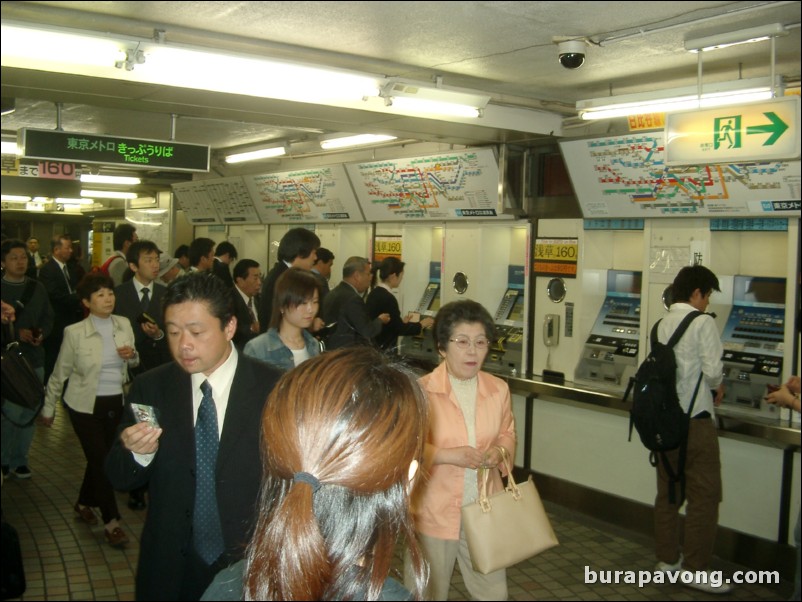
(665, 310, 704, 348)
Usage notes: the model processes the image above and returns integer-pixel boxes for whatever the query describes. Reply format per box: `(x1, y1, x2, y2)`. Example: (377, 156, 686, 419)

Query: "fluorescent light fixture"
(1, 21, 381, 105)
(80, 174, 141, 185)
(1, 140, 19, 155)
(224, 145, 287, 164)
(1, 194, 31, 203)
(685, 23, 787, 52)
(577, 77, 777, 120)
(57, 197, 95, 205)
(320, 134, 397, 150)
(381, 80, 490, 119)
(80, 189, 138, 200)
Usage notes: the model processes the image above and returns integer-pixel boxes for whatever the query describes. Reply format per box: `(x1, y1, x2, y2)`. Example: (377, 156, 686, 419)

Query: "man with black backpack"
(652, 265, 730, 594)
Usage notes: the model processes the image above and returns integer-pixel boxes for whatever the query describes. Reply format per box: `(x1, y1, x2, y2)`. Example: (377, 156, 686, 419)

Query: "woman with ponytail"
(202, 346, 429, 600)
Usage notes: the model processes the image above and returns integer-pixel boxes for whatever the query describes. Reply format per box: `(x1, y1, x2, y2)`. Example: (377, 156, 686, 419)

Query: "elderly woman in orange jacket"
(405, 299, 516, 600)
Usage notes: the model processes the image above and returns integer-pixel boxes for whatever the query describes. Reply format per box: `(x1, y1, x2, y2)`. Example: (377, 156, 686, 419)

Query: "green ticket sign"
(20, 128, 209, 172)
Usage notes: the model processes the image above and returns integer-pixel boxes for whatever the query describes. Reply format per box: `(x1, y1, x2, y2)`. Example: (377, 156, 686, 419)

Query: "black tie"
(141, 287, 150, 312)
(247, 297, 256, 322)
(193, 380, 224, 565)
(62, 264, 72, 293)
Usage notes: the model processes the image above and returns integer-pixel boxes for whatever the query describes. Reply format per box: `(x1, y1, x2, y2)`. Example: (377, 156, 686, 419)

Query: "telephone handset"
(543, 314, 560, 347)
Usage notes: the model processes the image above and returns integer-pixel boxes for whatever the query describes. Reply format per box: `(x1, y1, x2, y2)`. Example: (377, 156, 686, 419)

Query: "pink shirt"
(411, 362, 516, 540)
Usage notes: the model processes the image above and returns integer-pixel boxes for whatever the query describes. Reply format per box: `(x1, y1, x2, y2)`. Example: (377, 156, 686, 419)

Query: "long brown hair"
(244, 347, 428, 600)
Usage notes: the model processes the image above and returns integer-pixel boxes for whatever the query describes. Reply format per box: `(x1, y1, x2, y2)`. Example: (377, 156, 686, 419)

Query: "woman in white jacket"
(41, 272, 138, 548)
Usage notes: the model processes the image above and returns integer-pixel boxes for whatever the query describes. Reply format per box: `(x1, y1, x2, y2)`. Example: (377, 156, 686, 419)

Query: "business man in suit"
(321, 256, 389, 350)
(211, 241, 237, 288)
(113, 240, 170, 374)
(231, 259, 261, 350)
(258, 228, 320, 333)
(38, 234, 84, 382)
(106, 272, 282, 601)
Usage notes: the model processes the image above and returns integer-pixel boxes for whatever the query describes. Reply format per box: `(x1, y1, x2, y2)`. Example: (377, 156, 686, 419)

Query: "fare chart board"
(172, 181, 222, 225)
(195, 177, 261, 224)
(560, 133, 801, 218)
(244, 164, 362, 224)
(346, 147, 507, 221)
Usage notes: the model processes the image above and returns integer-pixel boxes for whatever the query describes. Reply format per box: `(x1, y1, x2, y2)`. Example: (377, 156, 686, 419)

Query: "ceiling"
(1, 0, 800, 186)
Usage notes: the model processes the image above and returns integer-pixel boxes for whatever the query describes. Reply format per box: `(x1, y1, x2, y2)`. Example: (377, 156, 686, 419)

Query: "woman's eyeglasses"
(449, 336, 490, 350)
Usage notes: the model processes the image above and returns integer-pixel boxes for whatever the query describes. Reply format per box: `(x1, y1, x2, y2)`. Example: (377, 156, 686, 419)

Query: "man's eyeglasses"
(449, 336, 490, 350)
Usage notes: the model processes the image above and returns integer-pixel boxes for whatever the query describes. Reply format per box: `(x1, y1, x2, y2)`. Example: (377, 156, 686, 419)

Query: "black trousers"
(67, 395, 124, 525)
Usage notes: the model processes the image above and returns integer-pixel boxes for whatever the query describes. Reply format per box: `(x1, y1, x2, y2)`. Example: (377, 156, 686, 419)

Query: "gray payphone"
(720, 275, 785, 418)
(575, 270, 641, 390)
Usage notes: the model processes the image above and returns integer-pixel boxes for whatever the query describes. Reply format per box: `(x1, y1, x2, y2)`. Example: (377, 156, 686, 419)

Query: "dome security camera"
(557, 40, 585, 70)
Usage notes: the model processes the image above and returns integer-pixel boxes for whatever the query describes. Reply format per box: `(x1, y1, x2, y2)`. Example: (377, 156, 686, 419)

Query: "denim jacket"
(243, 327, 320, 372)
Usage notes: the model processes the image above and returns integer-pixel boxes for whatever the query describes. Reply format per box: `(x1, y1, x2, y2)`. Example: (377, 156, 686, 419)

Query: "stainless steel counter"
(501, 375, 801, 450)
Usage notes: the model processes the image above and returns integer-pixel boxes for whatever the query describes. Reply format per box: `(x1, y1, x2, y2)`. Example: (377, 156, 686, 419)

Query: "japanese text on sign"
(533, 238, 579, 278)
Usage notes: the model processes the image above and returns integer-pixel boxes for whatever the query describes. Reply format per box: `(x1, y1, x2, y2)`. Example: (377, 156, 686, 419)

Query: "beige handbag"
(461, 447, 559, 574)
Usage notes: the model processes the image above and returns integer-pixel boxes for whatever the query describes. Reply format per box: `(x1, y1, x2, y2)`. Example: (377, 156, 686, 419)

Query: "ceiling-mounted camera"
(557, 40, 586, 70)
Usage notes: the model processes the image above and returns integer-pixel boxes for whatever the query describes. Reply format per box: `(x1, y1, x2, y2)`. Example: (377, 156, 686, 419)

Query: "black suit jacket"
(320, 281, 384, 350)
(231, 289, 259, 350)
(365, 286, 422, 352)
(38, 259, 84, 376)
(212, 258, 234, 288)
(38, 259, 83, 330)
(257, 261, 287, 333)
(105, 353, 281, 601)
(113, 279, 170, 372)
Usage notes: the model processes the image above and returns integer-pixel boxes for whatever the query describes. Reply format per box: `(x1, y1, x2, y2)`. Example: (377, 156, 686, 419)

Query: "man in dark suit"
(211, 241, 237, 287)
(231, 258, 261, 350)
(311, 246, 334, 304)
(38, 234, 84, 382)
(113, 240, 170, 374)
(106, 273, 282, 601)
(112, 240, 171, 511)
(321, 256, 389, 350)
(258, 228, 320, 333)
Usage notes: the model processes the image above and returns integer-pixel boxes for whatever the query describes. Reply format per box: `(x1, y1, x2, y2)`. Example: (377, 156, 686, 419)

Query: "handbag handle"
(477, 445, 520, 513)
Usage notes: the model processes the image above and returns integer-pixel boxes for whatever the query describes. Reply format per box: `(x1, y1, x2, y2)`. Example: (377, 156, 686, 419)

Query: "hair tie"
(293, 471, 321, 493)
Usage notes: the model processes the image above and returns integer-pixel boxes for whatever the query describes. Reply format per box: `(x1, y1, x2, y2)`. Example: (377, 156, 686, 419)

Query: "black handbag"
(1, 324, 45, 425)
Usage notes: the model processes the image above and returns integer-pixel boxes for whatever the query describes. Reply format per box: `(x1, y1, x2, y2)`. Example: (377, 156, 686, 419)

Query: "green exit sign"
(664, 96, 800, 166)
(20, 128, 209, 172)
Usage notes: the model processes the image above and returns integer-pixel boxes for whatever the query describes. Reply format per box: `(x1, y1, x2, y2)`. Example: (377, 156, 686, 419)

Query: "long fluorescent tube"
(1, 21, 381, 105)
(80, 174, 141, 185)
(224, 146, 287, 164)
(57, 197, 95, 205)
(685, 23, 787, 52)
(381, 79, 490, 119)
(387, 97, 483, 118)
(81, 189, 138, 200)
(577, 77, 777, 120)
(320, 134, 397, 150)
(1, 195, 31, 203)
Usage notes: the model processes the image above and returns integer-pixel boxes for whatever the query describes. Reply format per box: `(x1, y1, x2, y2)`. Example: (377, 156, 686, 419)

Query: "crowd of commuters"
(1, 225, 799, 600)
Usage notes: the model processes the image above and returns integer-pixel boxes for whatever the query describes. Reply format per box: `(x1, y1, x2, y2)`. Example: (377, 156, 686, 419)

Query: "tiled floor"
(1, 402, 794, 601)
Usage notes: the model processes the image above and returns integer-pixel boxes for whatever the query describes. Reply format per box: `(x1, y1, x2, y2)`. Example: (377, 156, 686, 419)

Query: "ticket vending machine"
(720, 275, 785, 418)
(575, 270, 642, 391)
(399, 262, 441, 366)
(484, 267, 526, 376)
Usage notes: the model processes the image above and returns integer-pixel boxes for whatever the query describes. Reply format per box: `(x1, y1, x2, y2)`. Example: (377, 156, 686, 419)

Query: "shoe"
(680, 570, 733, 594)
(12, 466, 31, 479)
(104, 527, 129, 548)
(655, 553, 683, 573)
(128, 492, 147, 510)
(74, 503, 98, 526)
